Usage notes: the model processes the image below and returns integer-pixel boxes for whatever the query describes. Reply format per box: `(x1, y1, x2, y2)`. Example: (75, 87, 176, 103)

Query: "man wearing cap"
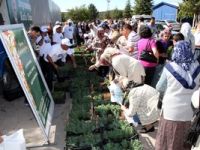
(53, 21, 62, 34)
(41, 26, 51, 44)
(52, 24, 64, 44)
(35, 36, 52, 90)
(45, 38, 72, 89)
(63, 19, 77, 68)
(63, 19, 74, 44)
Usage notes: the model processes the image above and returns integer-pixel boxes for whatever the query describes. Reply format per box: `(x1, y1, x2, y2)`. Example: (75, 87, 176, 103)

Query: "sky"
(52, 0, 183, 12)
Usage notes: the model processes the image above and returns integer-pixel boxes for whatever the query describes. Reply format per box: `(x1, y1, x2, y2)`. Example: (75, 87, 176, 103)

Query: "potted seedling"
(54, 80, 69, 91)
(129, 139, 143, 150)
(52, 91, 66, 104)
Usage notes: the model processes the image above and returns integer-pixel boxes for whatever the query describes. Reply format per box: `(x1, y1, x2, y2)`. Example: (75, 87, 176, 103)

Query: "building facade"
(153, 2, 178, 21)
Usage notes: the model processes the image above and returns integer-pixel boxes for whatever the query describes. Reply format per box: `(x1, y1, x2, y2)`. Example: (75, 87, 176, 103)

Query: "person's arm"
(0, 131, 3, 144)
(156, 68, 167, 95)
(150, 39, 159, 59)
(46, 54, 58, 70)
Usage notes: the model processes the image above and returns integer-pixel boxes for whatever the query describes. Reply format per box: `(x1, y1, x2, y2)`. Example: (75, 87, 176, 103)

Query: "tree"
(104, 11, 111, 19)
(178, 0, 200, 26)
(133, 0, 153, 15)
(61, 12, 68, 22)
(88, 4, 99, 21)
(111, 8, 123, 19)
(67, 5, 90, 22)
(123, 0, 132, 18)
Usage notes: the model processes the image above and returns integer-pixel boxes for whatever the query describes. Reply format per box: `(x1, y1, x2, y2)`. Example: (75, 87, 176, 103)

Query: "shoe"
(139, 126, 155, 133)
(24, 99, 30, 106)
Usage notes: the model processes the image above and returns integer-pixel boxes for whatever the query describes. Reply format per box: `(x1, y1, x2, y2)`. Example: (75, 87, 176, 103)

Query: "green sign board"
(0, 24, 54, 142)
(6, 0, 32, 29)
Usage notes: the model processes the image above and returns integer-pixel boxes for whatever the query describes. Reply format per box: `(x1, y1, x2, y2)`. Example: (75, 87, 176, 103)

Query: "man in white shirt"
(35, 36, 52, 90)
(63, 19, 74, 44)
(47, 38, 72, 68)
(45, 38, 72, 90)
(41, 26, 51, 44)
(62, 20, 77, 68)
(53, 25, 63, 44)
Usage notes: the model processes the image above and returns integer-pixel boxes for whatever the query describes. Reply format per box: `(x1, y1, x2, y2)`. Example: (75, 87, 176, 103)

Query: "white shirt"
(63, 25, 74, 39)
(194, 31, 200, 46)
(53, 32, 63, 44)
(39, 42, 52, 59)
(44, 35, 51, 44)
(47, 44, 67, 62)
(156, 62, 200, 121)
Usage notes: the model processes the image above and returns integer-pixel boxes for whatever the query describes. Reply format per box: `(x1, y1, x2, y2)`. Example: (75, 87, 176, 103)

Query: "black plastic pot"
(66, 145, 92, 150)
(66, 131, 84, 137)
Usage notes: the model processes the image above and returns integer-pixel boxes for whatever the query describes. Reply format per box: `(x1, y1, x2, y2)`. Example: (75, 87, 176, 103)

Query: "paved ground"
(139, 123, 158, 150)
(0, 93, 72, 150)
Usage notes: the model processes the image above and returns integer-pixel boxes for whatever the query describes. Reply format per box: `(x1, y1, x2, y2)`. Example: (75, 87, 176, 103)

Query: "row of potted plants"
(65, 51, 142, 149)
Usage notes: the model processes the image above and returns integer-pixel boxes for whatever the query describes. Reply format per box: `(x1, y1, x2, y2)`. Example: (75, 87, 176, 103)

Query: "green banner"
(0, 24, 54, 141)
(6, 0, 32, 29)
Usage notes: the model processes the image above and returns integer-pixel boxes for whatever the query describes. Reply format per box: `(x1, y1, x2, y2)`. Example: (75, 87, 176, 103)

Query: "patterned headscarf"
(172, 40, 194, 71)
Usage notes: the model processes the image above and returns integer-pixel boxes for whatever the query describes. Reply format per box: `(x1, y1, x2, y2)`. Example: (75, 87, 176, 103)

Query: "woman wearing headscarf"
(121, 83, 160, 133)
(180, 22, 195, 51)
(155, 40, 200, 150)
(89, 47, 145, 88)
(90, 47, 161, 132)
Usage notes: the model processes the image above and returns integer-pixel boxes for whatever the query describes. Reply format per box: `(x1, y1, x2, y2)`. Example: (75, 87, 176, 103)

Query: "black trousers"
(144, 66, 156, 86)
(39, 57, 54, 91)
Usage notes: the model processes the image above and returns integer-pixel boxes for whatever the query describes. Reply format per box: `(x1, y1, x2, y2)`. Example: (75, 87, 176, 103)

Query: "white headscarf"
(100, 47, 120, 64)
(180, 22, 195, 51)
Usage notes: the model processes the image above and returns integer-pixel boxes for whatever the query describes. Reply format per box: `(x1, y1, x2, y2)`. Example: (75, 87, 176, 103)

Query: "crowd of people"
(84, 17, 200, 150)
(1, 17, 200, 149)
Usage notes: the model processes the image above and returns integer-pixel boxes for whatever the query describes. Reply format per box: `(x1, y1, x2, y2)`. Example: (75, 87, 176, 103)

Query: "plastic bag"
(108, 81, 124, 105)
(0, 129, 26, 150)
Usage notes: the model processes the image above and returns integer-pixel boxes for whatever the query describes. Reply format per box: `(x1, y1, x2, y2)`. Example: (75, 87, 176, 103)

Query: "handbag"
(140, 39, 158, 63)
(184, 90, 200, 146)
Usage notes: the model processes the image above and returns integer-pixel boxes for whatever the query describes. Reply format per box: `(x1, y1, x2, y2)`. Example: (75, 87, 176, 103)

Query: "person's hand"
(113, 79, 119, 84)
(0, 136, 3, 144)
(0, 132, 3, 144)
(54, 64, 59, 70)
(121, 105, 127, 111)
(89, 65, 96, 71)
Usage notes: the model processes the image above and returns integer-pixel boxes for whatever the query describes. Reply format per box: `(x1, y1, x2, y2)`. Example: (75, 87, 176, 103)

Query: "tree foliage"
(133, 0, 153, 15)
(111, 8, 123, 19)
(61, 12, 68, 22)
(178, 0, 200, 19)
(88, 4, 99, 21)
(65, 5, 90, 22)
(123, 0, 132, 18)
